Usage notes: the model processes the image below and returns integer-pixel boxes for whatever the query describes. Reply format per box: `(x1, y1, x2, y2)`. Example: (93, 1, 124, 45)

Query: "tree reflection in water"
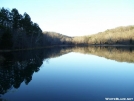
(0, 49, 44, 95)
(0, 46, 134, 95)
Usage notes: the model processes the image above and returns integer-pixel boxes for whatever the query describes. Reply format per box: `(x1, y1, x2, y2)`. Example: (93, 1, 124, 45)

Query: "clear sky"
(1, 0, 134, 36)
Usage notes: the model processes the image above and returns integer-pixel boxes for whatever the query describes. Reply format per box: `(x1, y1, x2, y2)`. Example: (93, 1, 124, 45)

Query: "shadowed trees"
(0, 7, 43, 49)
(0, 28, 13, 49)
(11, 8, 21, 29)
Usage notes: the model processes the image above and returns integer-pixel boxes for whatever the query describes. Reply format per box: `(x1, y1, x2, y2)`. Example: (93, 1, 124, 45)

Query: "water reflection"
(0, 46, 134, 96)
(0, 50, 43, 95)
(72, 46, 134, 63)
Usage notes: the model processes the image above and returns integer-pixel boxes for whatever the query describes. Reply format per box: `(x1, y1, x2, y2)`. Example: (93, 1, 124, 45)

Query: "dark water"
(0, 46, 134, 101)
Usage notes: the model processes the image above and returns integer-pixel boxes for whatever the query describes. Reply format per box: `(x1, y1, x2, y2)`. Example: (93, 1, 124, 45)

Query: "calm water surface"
(0, 46, 134, 101)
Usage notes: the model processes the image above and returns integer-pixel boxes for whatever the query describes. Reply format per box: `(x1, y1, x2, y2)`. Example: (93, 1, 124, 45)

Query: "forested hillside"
(43, 31, 73, 45)
(44, 26, 134, 45)
(75, 26, 134, 45)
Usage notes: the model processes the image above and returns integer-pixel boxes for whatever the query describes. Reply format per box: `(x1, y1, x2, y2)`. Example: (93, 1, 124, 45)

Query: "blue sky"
(1, 0, 134, 36)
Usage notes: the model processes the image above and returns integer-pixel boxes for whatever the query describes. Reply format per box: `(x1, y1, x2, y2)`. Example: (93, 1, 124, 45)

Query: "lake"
(0, 46, 134, 101)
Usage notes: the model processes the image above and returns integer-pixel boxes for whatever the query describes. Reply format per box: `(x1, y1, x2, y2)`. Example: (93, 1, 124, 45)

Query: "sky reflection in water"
(2, 51, 134, 101)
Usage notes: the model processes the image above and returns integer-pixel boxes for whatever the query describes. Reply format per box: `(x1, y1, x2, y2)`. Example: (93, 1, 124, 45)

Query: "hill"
(42, 31, 73, 45)
(72, 25, 134, 45)
(44, 25, 134, 45)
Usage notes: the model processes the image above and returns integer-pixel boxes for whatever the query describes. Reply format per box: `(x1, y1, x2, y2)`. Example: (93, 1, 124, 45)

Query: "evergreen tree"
(11, 8, 21, 29)
(0, 7, 44, 49)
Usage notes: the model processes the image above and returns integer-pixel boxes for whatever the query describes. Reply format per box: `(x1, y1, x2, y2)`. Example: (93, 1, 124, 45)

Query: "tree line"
(72, 26, 134, 45)
(0, 7, 134, 50)
(0, 7, 75, 50)
(0, 7, 44, 49)
(43, 26, 134, 46)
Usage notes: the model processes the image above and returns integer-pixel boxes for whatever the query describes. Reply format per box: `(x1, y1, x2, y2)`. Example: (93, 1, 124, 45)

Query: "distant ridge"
(43, 25, 134, 45)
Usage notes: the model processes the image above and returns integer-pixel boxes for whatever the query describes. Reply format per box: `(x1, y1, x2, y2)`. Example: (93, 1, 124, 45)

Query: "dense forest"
(0, 7, 134, 50)
(0, 7, 45, 49)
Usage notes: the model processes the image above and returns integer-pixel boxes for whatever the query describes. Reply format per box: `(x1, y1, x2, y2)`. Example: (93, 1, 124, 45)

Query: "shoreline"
(0, 44, 134, 52)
